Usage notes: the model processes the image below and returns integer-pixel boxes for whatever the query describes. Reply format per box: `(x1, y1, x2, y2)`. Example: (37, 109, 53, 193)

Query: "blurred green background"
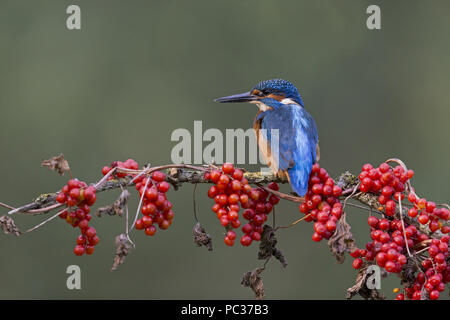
(0, 0, 449, 299)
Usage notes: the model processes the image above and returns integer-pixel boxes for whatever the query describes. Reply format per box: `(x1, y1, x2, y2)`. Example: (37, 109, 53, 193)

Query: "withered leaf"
(193, 222, 212, 251)
(41, 153, 70, 176)
(328, 211, 358, 264)
(346, 262, 385, 300)
(258, 225, 287, 267)
(111, 233, 133, 271)
(241, 268, 265, 300)
(0, 215, 21, 236)
(400, 257, 418, 287)
(97, 190, 130, 217)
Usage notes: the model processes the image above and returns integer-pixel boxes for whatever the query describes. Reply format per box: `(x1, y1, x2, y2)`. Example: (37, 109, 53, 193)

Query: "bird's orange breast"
(253, 113, 279, 174)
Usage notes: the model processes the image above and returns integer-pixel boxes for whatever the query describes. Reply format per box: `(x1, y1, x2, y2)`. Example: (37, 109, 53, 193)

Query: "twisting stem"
(398, 194, 412, 258)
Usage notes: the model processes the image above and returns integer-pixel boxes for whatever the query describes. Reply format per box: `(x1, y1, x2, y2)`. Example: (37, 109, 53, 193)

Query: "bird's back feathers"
(256, 101, 318, 196)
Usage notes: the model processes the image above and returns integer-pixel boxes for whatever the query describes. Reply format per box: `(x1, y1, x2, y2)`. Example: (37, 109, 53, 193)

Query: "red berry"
(312, 232, 322, 242)
(151, 171, 166, 182)
(224, 236, 234, 246)
(145, 225, 156, 236)
(332, 185, 342, 197)
(85, 246, 95, 255)
(76, 235, 86, 245)
(210, 170, 221, 183)
(89, 235, 99, 245)
(68, 179, 81, 190)
(78, 219, 89, 230)
(227, 230, 237, 240)
(222, 163, 235, 174)
(378, 163, 390, 173)
(418, 214, 429, 225)
(102, 166, 111, 175)
(85, 227, 96, 238)
(232, 169, 244, 180)
(56, 192, 67, 204)
(429, 290, 440, 300)
(368, 216, 379, 228)
(408, 207, 418, 218)
(142, 215, 153, 227)
(395, 293, 405, 300)
(74, 245, 85, 256)
(158, 181, 170, 193)
(240, 235, 252, 246)
(159, 219, 170, 230)
(352, 258, 363, 269)
(242, 224, 253, 234)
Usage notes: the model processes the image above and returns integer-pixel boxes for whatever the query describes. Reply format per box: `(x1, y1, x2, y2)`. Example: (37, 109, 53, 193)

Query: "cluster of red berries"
(406, 193, 450, 233)
(56, 179, 99, 256)
(359, 162, 450, 233)
(102, 158, 139, 179)
(400, 236, 450, 300)
(358, 162, 412, 216)
(351, 216, 422, 272)
(101, 159, 174, 236)
(133, 171, 174, 235)
(298, 163, 343, 242)
(353, 162, 449, 300)
(205, 163, 279, 247)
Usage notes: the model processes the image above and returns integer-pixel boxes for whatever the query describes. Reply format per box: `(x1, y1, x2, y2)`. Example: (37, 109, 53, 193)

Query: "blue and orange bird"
(215, 79, 319, 197)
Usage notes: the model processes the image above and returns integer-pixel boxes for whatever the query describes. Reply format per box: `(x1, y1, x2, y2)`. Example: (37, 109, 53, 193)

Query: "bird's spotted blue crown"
(253, 79, 304, 107)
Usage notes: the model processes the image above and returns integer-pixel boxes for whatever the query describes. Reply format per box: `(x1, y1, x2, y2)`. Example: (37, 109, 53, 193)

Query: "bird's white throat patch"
(280, 98, 299, 105)
(252, 100, 271, 112)
(252, 98, 299, 111)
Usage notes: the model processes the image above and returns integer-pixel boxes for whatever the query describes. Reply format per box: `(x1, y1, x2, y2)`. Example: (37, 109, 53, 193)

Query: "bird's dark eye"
(253, 90, 265, 97)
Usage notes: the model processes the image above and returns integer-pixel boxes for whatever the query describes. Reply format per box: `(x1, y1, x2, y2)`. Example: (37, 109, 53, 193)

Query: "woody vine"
(0, 154, 449, 300)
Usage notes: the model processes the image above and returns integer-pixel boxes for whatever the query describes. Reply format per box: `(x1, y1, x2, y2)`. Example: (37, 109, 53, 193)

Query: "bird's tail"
(287, 160, 313, 197)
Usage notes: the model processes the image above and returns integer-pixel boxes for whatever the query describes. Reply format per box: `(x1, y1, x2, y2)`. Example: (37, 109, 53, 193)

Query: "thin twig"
(257, 184, 304, 203)
(27, 203, 64, 214)
(344, 202, 384, 215)
(193, 183, 199, 223)
(94, 166, 117, 189)
(276, 213, 312, 230)
(129, 173, 151, 233)
(413, 246, 430, 256)
(118, 184, 135, 248)
(24, 208, 67, 233)
(0, 201, 16, 210)
(342, 183, 361, 212)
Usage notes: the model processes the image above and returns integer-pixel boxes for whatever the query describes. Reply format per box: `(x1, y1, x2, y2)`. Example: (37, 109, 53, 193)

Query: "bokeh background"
(0, 0, 449, 299)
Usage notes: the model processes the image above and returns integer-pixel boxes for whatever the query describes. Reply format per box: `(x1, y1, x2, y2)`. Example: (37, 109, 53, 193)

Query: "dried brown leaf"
(400, 257, 418, 287)
(111, 233, 133, 271)
(328, 211, 357, 264)
(41, 153, 70, 176)
(97, 190, 130, 217)
(241, 268, 265, 300)
(0, 215, 21, 236)
(346, 262, 385, 300)
(193, 222, 212, 251)
(258, 225, 287, 267)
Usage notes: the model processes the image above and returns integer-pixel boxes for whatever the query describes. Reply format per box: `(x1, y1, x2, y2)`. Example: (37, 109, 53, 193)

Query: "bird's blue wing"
(260, 104, 318, 196)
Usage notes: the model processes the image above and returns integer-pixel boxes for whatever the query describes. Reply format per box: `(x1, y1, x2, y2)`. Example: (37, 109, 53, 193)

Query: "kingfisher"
(215, 79, 319, 197)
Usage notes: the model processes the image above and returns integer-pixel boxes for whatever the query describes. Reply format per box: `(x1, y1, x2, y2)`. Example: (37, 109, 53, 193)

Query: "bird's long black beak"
(214, 91, 257, 103)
